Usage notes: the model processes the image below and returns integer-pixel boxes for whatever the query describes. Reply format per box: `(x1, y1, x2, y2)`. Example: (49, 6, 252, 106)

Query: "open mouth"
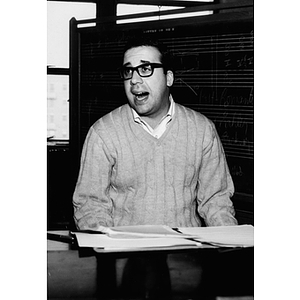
(133, 91, 149, 101)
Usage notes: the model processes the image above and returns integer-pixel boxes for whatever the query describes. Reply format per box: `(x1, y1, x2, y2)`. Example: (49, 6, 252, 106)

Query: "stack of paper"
(73, 224, 254, 251)
(178, 225, 254, 247)
(74, 225, 202, 251)
(74, 233, 202, 251)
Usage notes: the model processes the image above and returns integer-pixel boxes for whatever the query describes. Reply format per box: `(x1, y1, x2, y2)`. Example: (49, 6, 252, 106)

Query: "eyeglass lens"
(121, 63, 163, 80)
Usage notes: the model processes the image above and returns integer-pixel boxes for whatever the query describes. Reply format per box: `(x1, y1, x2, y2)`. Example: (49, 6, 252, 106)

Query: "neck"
(141, 99, 170, 129)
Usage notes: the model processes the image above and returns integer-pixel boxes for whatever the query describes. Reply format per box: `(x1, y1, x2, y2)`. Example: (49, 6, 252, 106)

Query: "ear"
(166, 70, 174, 87)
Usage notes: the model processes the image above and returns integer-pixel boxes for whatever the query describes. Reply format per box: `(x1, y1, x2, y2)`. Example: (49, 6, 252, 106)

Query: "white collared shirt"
(132, 95, 175, 139)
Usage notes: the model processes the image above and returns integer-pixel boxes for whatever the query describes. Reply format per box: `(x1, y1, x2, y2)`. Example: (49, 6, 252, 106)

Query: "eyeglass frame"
(119, 63, 164, 80)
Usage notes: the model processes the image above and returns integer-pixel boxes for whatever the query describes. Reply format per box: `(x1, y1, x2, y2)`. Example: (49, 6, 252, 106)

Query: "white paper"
(74, 232, 202, 250)
(178, 225, 254, 247)
(96, 224, 192, 239)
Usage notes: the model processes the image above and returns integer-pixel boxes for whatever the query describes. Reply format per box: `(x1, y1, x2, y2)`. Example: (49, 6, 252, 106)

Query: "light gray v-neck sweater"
(73, 102, 237, 229)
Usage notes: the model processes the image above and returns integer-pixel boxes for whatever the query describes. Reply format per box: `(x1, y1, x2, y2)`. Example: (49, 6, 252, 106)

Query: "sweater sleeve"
(197, 120, 238, 226)
(72, 125, 115, 230)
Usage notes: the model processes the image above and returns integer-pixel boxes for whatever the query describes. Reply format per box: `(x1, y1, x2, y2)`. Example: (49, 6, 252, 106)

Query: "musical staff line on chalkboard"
(226, 153, 253, 160)
(176, 69, 254, 73)
(196, 105, 254, 112)
(173, 49, 253, 56)
(224, 152, 253, 160)
(200, 114, 253, 119)
(167, 38, 254, 46)
(80, 32, 254, 58)
(81, 103, 125, 115)
(222, 143, 253, 157)
(175, 73, 254, 79)
(222, 140, 253, 149)
(81, 45, 253, 57)
(186, 106, 253, 120)
(81, 47, 253, 57)
(170, 42, 253, 51)
(224, 146, 253, 154)
(194, 105, 254, 111)
(161, 32, 254, 45)
(223, 148, 254, 157)
(201, 112, 253, 120)
(174, 83, 253, 88)
(197, 103, 253, 109)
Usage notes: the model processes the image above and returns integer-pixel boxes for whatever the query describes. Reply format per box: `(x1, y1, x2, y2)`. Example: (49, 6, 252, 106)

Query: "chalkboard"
(70, 15, 254, 218)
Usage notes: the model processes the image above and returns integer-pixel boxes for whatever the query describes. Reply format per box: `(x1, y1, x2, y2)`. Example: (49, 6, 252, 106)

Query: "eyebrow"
(122, 60, 151, 67)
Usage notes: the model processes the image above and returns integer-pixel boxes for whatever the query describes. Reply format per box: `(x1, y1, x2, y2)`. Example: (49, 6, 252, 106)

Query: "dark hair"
(123, 35, 175, 73)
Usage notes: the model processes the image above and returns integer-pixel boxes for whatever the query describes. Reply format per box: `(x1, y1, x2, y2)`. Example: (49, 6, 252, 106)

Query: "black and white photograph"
(46, 1, 254, 300)
(4, 0, 300, 299)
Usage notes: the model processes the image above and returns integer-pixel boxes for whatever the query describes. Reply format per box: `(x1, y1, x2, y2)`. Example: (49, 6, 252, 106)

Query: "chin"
(135, 107, 147, 115)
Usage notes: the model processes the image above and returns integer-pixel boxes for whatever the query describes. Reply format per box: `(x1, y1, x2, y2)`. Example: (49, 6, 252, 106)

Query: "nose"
(130, 69, 143, 85)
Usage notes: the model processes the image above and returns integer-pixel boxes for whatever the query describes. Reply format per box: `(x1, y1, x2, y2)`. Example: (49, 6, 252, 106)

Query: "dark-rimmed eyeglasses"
(119, 63, 164, 80)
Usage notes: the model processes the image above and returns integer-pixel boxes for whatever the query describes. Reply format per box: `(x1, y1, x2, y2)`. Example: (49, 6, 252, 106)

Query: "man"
(73, 37, 237, 299)
(73, 37, 237, 229)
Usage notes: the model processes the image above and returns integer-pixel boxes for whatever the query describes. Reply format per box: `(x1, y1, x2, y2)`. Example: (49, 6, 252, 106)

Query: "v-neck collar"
(126, 102, 178, 144)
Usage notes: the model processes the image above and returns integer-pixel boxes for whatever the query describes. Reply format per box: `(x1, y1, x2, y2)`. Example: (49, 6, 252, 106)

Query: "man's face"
(122, 46, 174, 122)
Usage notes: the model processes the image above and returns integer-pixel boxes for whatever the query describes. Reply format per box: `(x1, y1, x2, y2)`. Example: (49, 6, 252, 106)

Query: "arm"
(73, 126, 115, 230)
(197, 121, 238, 226)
